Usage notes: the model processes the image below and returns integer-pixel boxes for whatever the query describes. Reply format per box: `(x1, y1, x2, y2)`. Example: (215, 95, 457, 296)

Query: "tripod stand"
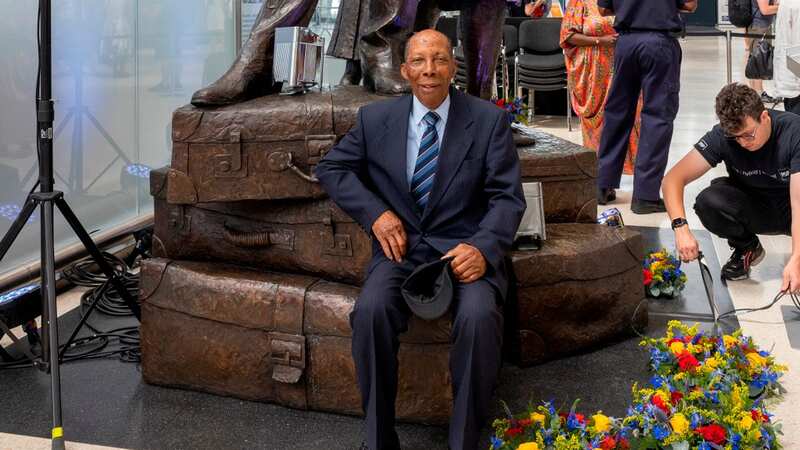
(0, 1, 141, 448)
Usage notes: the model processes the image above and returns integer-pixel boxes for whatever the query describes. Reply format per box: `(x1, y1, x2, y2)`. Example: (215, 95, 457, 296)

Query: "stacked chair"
(514, 17, 572, 130)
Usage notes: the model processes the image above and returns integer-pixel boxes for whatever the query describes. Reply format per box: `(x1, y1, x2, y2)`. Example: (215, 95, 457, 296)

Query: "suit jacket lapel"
(377, 95, 419, 223)
(421, 89, 474, 223)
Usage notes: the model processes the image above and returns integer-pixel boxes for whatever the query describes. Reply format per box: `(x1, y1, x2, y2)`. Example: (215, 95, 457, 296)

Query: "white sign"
(718, 0, 731, 25)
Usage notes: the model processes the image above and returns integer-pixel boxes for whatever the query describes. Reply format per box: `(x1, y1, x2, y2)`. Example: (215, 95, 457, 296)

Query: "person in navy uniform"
(595, 0, 697, 214)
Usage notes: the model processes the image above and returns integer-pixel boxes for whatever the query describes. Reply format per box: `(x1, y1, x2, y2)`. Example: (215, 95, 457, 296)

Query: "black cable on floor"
(0, 238, 150, 370)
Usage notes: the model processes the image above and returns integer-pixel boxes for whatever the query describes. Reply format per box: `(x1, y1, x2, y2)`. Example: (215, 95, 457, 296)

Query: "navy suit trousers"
(350, 242, 503, 450)
(598, 31, 682, 201)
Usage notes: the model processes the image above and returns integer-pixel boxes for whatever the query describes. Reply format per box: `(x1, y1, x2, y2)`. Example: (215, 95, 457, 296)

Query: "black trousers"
(784, 95, 800, 115)
(598, 32, 682, 201)
(351, 242, 503, 450)
(694, 177, 791, 250)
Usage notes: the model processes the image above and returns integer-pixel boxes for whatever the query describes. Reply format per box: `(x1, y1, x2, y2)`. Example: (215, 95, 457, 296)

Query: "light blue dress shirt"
(406, 95, 450, 185)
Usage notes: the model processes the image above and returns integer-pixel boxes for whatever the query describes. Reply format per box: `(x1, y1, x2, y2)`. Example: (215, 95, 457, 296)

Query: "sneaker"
(761, 91, 779, 104)
(597, 188, 616, 205)
(721, 241, 765, 281)
(630, 198, 666, 214)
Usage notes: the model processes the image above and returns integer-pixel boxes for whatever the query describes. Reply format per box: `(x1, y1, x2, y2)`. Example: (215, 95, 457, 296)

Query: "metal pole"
(726, 30, 733, 84)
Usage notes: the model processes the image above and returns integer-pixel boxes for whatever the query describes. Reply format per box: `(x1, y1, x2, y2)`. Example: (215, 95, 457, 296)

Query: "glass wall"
(0, 1, 236, 277)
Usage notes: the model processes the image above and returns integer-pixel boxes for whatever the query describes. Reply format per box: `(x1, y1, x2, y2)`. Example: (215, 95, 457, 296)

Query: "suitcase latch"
(322, 214, 353, 257)
(167, 206, 191, 235)
(269, 332, 305, 384)
(212, 130, 247, 179)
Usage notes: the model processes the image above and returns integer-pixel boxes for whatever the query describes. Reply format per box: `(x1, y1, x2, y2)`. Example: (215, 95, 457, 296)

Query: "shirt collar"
(411, 94, 450, 127)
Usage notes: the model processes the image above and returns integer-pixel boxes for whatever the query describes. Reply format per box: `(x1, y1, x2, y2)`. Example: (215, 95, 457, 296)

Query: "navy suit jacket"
(314, 88, 526, 298)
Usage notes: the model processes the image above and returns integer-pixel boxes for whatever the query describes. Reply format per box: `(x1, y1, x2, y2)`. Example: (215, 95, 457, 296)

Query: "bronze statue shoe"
(339, 59, 363, 86)
(359, 42, 409, 95)
(191, 0, 319, 106)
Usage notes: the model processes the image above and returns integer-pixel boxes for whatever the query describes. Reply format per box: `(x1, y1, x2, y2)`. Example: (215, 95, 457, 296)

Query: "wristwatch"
(671, 217, 689, 230)
(595, 38, 600, 46)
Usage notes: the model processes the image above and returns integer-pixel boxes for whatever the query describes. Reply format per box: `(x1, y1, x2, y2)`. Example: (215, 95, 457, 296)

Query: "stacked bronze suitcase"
(140, 86, 645, 423)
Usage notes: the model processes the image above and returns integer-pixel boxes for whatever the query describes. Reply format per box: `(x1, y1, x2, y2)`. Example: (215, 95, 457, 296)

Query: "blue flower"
(698, 442, 712, 450)
(490, 436, 504, 449)
(650, 375, 664, 388)
(690, 412, 702, 428)
(652, 424, 670, 441)
(730, 433, 742, 450)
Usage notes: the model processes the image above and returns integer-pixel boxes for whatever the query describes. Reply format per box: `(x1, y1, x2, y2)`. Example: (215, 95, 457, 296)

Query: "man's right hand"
(371, 210, 407, 262)
(675, 227, 700, 262)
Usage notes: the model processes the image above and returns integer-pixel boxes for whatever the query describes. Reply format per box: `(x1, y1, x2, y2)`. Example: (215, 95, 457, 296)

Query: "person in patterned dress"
(560, 0, 641, 175)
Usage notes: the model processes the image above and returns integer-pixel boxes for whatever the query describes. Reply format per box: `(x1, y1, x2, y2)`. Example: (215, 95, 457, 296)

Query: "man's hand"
(371, 211, 406, 262)
(442, 243, 487, 283)
(781, 256, 800, 293)
(675, 227, 700, 262)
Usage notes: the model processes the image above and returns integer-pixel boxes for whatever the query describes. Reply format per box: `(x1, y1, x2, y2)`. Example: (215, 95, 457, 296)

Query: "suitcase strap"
(269, 332, 306, 384)
(222, 223, 295, 250)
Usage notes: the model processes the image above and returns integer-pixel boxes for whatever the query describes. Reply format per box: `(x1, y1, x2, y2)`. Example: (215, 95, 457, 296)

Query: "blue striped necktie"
(410, 111, 441, 211)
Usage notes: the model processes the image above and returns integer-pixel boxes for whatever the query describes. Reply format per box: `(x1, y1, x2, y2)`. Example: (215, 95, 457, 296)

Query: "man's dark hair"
(715, 83, 765, 134)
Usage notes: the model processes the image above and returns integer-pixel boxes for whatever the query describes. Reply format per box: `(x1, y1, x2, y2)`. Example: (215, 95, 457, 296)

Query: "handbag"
(746, 34, 774, 80)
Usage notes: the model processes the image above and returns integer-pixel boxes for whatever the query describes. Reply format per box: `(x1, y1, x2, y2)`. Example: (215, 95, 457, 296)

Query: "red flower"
(670, 391, 684, 405)
(677, 350, 700, 372)
(618, 438, 630, 449)
(751, 409, 770, 423)
(495, 99, 506, 107)
(505, 427, 523, 438)
(651, 395, 671, 414)
(574, 413, 586, 424)
(599, 436, 617, 450)
(518, 418, 532, 427)
(695, 424, 727, 445)
(643, 268, 653, 286)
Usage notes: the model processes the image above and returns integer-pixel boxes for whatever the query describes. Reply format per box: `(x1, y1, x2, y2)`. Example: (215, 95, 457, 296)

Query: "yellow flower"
(669, 413, 689, 435)
(530, 412, 546, 426)
(723, 335, 738, 348)
(592, 413, 611, 433)
(517, 443, 539, 450)
(755, 428, 762, 440)
(669, 341, 685, 355)
(705, 355, 721, 369)
(746, 352, 767, 369)
(739, 414, 755, 430)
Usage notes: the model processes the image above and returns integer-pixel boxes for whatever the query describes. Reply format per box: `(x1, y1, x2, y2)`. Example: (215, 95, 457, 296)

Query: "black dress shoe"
(597, 188, 616, 205)
(631, 198, 666, 214)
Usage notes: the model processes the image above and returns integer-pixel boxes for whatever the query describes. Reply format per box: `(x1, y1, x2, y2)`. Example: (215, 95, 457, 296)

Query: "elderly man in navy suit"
(315, 29, 525, 450)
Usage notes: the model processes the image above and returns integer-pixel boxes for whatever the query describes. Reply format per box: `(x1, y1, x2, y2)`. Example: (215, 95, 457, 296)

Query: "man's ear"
(761, 109, 770, 122)
(400, 63, 410, 82)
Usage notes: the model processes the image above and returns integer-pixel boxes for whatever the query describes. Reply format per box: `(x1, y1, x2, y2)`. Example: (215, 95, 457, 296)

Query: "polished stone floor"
(1, 35, 799, 449)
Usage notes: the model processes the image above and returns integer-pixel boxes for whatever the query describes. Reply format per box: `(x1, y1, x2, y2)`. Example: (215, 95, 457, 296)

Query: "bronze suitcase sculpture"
(517, 131, 598, 224)
(139, 258, 453, 424)
(168, 86, 383, 204)
(150, 167, 371, 284)
(508, 223, 646, 366)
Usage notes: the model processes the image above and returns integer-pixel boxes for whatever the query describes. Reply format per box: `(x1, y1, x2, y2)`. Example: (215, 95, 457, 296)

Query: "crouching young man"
(662, 83, 800, 292)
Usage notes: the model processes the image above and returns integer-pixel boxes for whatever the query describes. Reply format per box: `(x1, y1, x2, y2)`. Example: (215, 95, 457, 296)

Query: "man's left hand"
(782, 256, 800, 293)
(443, 244, 486, 283)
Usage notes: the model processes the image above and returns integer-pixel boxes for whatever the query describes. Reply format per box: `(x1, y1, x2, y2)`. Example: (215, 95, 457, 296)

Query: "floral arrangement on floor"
(495, 98, 529, 125)
(643, 249, 688, 299)
(490, 321, 787, 450)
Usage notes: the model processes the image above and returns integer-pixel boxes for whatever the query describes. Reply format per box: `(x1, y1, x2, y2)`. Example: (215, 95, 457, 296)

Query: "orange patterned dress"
(560, 0, 641, 174)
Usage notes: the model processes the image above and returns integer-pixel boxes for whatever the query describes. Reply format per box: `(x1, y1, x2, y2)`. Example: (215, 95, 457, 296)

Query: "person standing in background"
(774, 0, 800, 113)
(560, 0, 641, 176)
(746, 0, 779, 102)
(508, 0, 551, 17)
(595, 0, 697, 214)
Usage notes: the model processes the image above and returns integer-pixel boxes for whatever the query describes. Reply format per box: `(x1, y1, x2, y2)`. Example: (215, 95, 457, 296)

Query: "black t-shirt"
(597, 0, 686, 32)
(695, 110, 800, 197)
